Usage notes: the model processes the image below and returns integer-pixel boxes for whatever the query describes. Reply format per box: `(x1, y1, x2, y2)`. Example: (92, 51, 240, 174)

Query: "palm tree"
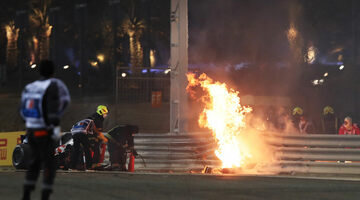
(287, 0, 304, 65)
(5, 21, 19, 70)
(122, 0, 146, 75)
(29, 0, 52, 62)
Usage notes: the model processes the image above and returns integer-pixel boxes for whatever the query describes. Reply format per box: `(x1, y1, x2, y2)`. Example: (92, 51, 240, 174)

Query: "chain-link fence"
(115, 69, 170, 103)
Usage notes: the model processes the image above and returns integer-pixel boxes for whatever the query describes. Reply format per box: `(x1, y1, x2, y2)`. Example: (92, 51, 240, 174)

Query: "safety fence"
(116, 76, 170, 104)
(132, 132, 360, 174)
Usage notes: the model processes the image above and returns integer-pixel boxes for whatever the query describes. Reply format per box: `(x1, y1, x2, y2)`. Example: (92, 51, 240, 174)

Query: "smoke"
(188, 0, 307, 103)
(186, 1, 345, 137)
(236, 105, 303, 174)
(227, 107, 303, 174)
(189, 0, 291, 64)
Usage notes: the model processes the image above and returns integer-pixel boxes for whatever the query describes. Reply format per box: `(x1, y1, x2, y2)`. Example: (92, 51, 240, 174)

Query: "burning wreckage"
(187, 72, 275, 174)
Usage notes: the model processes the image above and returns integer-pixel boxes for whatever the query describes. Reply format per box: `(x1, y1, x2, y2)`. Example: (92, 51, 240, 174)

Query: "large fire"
(187, 72, 253, 168)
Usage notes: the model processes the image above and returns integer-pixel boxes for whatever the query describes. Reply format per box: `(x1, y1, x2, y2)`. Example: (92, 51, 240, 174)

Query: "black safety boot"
(22, 190, 31, 200)
(41, 189, 52, 200)
(22, 185, 35, 200)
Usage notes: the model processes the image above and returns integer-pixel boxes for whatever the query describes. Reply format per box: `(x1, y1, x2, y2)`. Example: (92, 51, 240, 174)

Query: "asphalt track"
(1, 171, 360, 200)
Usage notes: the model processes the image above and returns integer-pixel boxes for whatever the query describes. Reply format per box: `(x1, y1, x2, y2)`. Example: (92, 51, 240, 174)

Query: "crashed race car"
(12, 124, 142, 171)
(12, 132, 74, 170)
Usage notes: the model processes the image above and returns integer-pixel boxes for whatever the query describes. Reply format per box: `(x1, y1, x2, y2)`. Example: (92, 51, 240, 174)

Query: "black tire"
(12, 144, 32, 169)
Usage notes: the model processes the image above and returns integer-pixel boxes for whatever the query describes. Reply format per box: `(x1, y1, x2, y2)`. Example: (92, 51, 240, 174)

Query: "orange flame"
(187, 72, 253, 168)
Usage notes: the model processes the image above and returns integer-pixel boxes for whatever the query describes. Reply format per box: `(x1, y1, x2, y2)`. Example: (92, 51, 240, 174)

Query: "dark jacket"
(106, 125, 139, 148)
(88, 113, 104, 131)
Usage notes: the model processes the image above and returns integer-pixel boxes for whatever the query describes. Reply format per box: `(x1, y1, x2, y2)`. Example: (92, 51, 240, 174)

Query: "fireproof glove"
(52, 126, 62, 142)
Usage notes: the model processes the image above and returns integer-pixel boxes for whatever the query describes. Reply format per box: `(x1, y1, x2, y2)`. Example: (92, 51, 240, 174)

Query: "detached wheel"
(12, 144, 32, 169)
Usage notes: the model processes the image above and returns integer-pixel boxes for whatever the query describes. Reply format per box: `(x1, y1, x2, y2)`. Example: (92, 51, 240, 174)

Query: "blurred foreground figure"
(105, 125, 139, 171)
(20, 60, 70, 200)
(338, 116, 360, 135)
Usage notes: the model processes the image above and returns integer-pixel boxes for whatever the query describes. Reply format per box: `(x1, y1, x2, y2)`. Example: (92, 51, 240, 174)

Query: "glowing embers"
(187, 72, 252, 168)
(202, 166, 237, 174)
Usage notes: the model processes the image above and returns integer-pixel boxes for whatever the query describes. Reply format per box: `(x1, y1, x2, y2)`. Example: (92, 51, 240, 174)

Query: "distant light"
(164, 69, 171, 74)
(337, 54, 343, 62)
(90, 61, 98, 67)
(30, 64, 37, 69)
(97, 54, 105, 63)
(319, 79, 324, 84)
(142, 69, 148, 73)
(323, 72, 328, 77)
(63, 65, 69, 69)
(78, 84, 82, 88)
(150, 50, 156, 67)
(339, 65, 345, 70)
(336, 62, 343, 65)
(312, 79, 319, 86)
(121, 73, 127, 77)
(305, 45, 317, 64)
(287, 23, 298, 42)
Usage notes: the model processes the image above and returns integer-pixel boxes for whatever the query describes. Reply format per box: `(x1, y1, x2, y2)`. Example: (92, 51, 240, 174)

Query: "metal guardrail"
(129, 132, 360, 174)
(131, 132, 218, 172)
(265, 133, 360, 148)
(263, 133, 360, 175)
